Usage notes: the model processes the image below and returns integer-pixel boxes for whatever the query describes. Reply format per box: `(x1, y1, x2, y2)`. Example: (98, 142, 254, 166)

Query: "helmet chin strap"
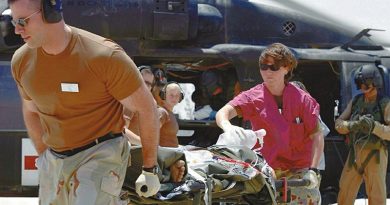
(362, 86, 377, 102)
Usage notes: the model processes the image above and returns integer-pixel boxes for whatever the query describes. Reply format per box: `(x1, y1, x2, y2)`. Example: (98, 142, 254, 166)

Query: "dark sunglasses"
(356, 78, 374, 90)
(11, 10, 41, 27)
(144, 80, 154, 91)
(259, 64, 281, 71)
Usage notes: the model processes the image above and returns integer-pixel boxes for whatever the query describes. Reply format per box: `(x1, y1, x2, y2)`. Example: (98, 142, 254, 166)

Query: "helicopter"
(0, 0, 390, 203)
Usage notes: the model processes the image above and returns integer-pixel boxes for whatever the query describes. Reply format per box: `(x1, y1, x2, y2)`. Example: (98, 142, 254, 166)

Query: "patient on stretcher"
(123, 144, 277, 205)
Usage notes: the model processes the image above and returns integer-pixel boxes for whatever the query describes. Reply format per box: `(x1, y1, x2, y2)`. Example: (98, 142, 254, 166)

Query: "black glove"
(358, 114, 376, 134)
(347, 120, 361, 133)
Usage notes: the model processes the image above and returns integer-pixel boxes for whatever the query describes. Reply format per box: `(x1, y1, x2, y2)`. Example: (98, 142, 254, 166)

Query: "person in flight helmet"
(355, 63, 384, 90)
(335, 64, 390, 205)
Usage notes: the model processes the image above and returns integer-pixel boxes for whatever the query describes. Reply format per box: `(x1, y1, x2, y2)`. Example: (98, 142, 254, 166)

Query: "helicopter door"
(153, 0, 193, 40)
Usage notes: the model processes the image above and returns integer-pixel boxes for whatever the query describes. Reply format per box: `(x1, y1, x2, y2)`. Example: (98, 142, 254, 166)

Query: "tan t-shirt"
(11, 27, 142, 151)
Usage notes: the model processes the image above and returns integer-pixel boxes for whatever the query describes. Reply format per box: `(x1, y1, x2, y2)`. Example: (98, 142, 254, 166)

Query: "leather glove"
(303, 170, 319, 189)
(347, 120, 361, 133)
(358, 114, 376, 134)
(135, 170, 161, 197)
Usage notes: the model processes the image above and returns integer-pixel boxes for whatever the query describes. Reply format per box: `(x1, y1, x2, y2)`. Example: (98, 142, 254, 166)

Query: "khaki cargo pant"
(337, 146, 388, 205)
(37, 137, 130, 205)
(275, 169, 321, 205)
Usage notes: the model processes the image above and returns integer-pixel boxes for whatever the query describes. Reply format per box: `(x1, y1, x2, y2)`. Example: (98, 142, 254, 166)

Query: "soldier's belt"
(50, 132, 122, 157)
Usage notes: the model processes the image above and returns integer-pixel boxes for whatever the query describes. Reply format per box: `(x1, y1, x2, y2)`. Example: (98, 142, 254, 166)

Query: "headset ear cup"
(42, 0, 63, 23)
(354, 67, 363, 88)
(179, 92, 184, 103)
(159, 82, 184, 102)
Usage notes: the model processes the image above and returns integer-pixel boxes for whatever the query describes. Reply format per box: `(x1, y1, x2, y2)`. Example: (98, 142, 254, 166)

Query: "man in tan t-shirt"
(9, 0, 160, 204)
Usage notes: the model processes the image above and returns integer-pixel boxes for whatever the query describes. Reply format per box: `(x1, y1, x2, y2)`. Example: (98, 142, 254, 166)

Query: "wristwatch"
(143, 165, 159, 175)
(309, 167, 321, 175)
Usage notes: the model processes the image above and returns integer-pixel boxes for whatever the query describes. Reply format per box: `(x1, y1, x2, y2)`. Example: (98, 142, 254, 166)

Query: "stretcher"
(121, 145, 310, 205)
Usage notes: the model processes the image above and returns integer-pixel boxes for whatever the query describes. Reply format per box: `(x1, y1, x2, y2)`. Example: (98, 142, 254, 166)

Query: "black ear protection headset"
(138, 65, 152, 73)
(159, 81, 184, 103)
(41, 0, 63, 23)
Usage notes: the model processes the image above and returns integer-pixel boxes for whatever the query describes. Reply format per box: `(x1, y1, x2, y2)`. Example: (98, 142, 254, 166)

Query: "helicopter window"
(282, 21, 296, 36)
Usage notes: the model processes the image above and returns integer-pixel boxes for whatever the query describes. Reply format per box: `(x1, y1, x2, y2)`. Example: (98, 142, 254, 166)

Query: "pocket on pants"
(101, 171, 122, 196)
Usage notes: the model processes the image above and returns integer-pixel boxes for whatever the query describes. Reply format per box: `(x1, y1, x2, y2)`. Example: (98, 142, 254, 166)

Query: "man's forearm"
(138, 107, 159, 168)
(335, 119, 350, 134)
(373, 122, 390, 140)
(23, 108, 46, 155)
(120, 85, 161, 168)
(335, 100, 353, 135)
(373, 102, 390, 140)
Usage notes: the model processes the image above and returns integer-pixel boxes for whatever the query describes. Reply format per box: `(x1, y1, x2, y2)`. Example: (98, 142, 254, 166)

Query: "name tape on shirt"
(61, 83, 79, 92)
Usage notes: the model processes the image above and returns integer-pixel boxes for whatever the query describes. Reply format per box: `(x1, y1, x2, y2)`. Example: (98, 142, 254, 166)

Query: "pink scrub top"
(229, 83, 319, 170)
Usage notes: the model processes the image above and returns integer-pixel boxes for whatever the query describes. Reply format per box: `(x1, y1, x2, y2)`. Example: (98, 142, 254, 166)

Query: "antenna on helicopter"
(341, 28, 385, 50)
